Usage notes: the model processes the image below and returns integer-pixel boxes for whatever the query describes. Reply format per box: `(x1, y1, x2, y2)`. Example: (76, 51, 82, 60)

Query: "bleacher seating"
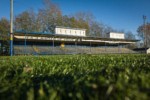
(14, 45, 137, 55)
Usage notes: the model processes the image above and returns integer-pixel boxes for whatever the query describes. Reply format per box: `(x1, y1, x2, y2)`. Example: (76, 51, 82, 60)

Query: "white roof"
(55, 26, 86, 31)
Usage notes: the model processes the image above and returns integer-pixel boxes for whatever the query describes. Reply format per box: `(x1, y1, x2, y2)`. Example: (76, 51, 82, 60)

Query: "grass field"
(0, 54, 150, 100)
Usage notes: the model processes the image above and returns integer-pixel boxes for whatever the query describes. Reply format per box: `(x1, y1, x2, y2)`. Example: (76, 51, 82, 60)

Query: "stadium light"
(143, 15, 147, 52)
(10, 0, 14, 56)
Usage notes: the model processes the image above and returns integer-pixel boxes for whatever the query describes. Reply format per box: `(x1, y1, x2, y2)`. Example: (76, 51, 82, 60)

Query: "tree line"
(1, 0, 137, 37)
(0, 0, 149, 54)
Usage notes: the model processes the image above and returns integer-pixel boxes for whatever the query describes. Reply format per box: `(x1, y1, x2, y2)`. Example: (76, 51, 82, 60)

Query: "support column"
(52, 37, 54, 54)
(90, 41, 91, 53)
(118, 43, 119, 53)
(75, 39, 77, 54)
(105, 42, 107, 53)
(24, 32, 27, 55)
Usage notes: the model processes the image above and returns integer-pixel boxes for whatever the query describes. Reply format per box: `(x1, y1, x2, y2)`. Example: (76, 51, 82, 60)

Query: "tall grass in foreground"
(0, 54, 150, 100)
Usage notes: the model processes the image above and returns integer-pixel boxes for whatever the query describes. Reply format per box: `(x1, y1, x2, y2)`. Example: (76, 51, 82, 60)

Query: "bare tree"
(0, 18, 10, 39)
(15, 9, 37, 32)
(0, 18, 10, 54)
(37, 0, 62, 33)
(74, 12, 104, 36)
(125, 31, 135, 40)
(137, 23, 150, 47)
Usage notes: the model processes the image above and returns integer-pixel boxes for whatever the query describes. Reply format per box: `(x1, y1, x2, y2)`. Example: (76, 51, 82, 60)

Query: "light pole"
(143, 15, 147, 52)
(10, 0, 14, 56)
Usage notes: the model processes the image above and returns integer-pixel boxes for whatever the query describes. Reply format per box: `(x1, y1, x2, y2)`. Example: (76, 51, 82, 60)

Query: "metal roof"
(13, 32, 139, 46)
(55, 26, 86, 30)
(14, 31, 139, 42)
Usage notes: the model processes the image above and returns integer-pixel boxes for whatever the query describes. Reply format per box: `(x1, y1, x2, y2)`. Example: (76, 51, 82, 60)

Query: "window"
(65, 30, 66, 33)
(74, 30, 76, 35)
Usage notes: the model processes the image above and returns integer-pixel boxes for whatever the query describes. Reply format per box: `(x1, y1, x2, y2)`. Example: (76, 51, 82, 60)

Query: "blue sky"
(0, 0, 150, 36)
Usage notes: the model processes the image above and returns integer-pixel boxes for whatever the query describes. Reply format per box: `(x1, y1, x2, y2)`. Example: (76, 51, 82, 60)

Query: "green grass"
(0, 54, 150, 100)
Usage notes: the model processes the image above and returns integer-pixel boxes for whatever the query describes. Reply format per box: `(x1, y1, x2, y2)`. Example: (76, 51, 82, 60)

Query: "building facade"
(107, 32, 125, 39)
(55, 26, 86, 36)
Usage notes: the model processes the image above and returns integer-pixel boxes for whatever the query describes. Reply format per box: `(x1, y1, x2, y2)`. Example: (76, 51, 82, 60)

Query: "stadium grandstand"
(13, 26, 139, 55)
